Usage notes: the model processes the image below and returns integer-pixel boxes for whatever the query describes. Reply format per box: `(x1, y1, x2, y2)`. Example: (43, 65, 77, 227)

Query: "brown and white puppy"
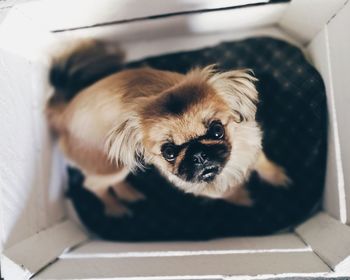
(47, 40, 289, 216)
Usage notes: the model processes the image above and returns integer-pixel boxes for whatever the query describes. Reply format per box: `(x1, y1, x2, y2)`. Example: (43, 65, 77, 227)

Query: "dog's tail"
(47, 40, 124, 132)
(49, 39, 125, 102)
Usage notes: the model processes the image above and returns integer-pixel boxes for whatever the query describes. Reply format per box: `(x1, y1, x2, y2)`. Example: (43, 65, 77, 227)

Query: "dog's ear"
(208, 68, 258, 122)
(104, 114, 144, 172)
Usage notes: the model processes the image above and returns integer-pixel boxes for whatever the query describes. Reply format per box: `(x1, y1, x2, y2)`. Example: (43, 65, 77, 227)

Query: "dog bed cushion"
(67, 37, 328, 241)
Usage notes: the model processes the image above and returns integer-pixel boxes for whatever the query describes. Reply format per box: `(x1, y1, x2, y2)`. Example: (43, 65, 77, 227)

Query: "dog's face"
(105, 66, 262, 197)
(142, 85, 232, 184)
(139, 67, 262, 197)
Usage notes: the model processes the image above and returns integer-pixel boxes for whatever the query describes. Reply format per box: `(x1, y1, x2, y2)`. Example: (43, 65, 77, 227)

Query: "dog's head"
(106, 66, 262, 197)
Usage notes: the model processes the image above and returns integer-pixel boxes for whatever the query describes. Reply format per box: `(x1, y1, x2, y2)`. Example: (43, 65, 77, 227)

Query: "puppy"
(47, 40, 289, 215)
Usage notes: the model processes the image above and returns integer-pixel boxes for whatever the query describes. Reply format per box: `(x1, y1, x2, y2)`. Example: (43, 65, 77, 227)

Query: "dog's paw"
(261, 164, 291, 188)
(104, 187, 133, 217)
(83, 172, 144, 218)
(224, 186, 254, 206)
(255, 152, 292, 188)
(257, 162, 292, 188)
(104, 201, 132, 217)
(111, 181, 145, 203)
(101, 181, 145, 217)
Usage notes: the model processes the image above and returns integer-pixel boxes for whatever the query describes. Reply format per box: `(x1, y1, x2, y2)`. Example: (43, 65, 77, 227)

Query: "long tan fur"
(47, 41, 290, 215)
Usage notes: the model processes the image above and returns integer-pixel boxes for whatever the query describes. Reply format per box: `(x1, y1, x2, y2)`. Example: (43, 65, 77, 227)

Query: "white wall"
(14, 0, 272, 32)
(0, 9, 66, 251)
(307, 1, 350, 224)
(325, 1, 350, 224)
(279, 0, 348, 44)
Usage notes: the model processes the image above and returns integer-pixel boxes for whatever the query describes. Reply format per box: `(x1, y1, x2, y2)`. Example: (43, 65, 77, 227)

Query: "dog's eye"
(208, 121, 225, 139)
(161, 143, 178, 162)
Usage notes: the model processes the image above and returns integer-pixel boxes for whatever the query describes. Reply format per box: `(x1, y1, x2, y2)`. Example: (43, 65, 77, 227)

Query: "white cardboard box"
(1, 0, 350, 279)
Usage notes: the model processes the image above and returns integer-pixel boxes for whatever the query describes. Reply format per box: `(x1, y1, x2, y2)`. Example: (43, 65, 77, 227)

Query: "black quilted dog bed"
(67, 37, 328, 241)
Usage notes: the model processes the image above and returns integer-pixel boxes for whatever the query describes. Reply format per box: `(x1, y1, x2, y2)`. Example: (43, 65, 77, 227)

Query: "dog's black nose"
(192, 151, 208, 165)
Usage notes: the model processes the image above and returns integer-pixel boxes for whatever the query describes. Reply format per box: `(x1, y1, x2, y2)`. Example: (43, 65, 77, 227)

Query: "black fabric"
(67, 37, 328, 241)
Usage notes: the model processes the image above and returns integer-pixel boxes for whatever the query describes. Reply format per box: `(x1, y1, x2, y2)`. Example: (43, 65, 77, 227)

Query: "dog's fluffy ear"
(207, 67, 258, 122)
(104, 114, 144, 172)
